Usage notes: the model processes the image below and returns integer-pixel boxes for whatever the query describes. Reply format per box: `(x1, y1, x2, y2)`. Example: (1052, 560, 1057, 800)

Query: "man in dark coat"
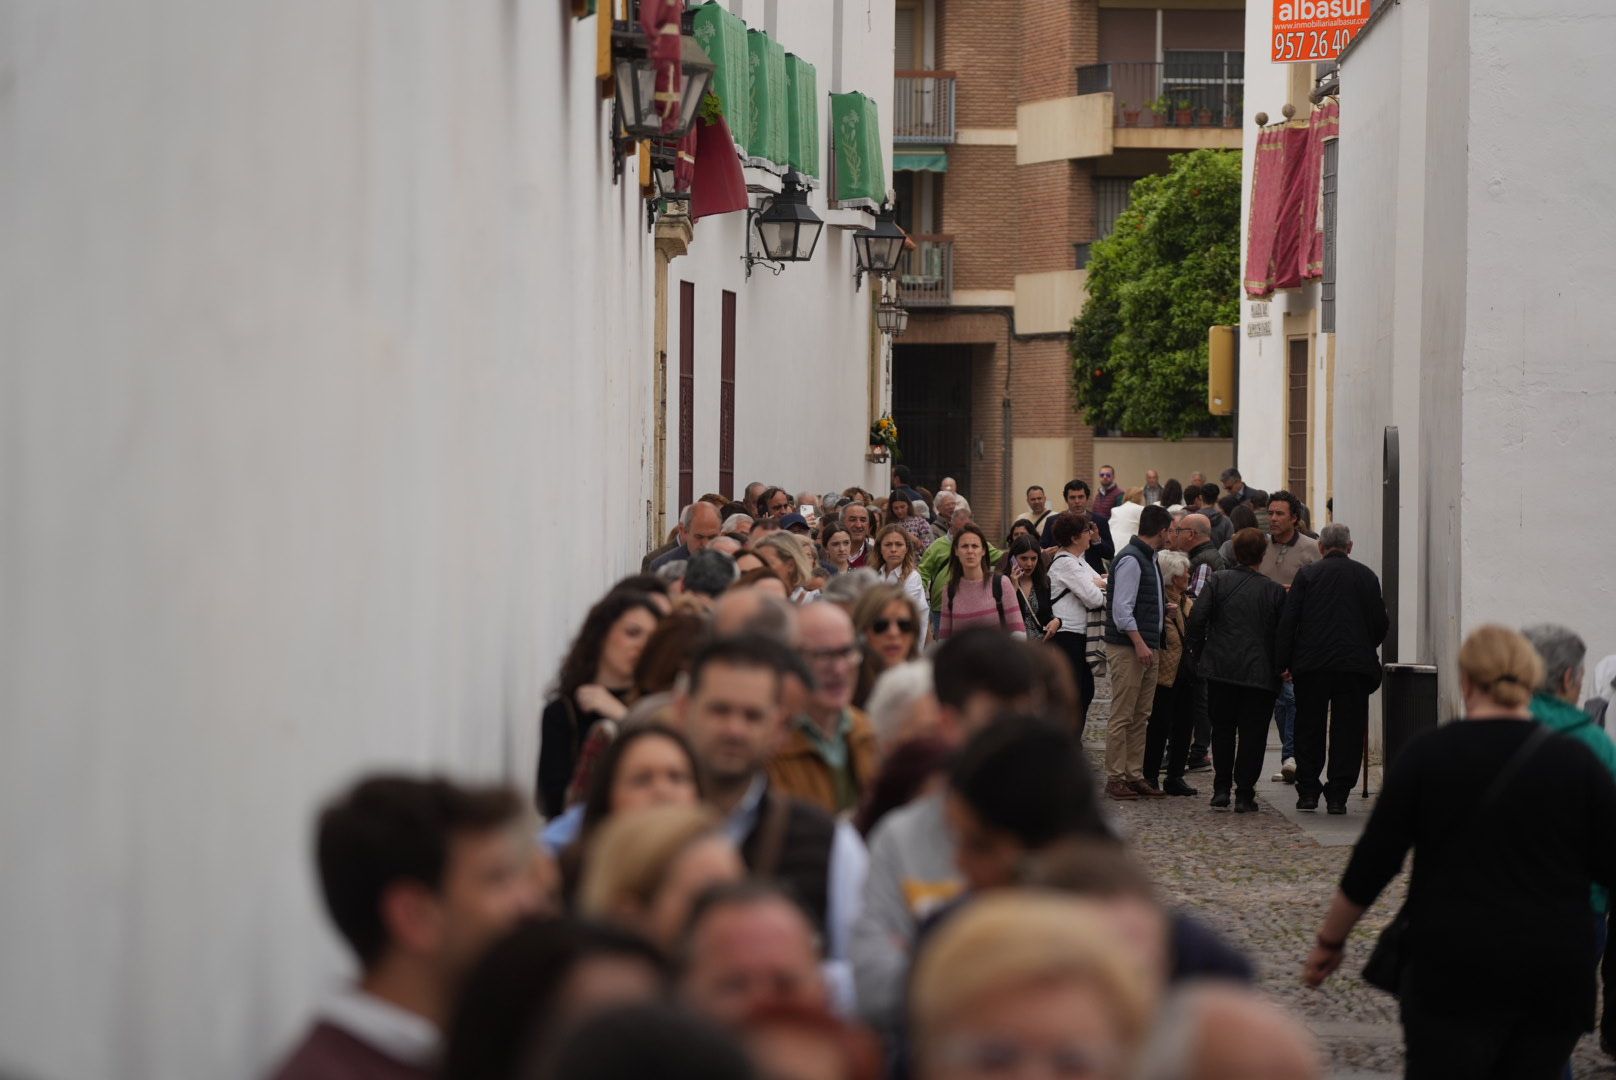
(1275, 522, 1389, 814)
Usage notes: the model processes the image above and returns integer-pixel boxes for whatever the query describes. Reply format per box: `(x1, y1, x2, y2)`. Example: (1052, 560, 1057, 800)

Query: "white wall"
(1, 4, 659, 1078)
(1457, 0, 1616, 688)
(666, 0, 893, 506)
(1335, 0, 1616, 711)
(1235, 0, 1300, 494)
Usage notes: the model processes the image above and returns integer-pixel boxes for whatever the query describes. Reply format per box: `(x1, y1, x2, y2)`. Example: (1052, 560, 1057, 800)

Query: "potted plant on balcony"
(867, 413, 899, 464)
(1221, 104, 1240, 128)
(1197, 104, 1214, 126)
(1148, 95, 1170, 127)
(1173, 98, 1193, 126)
(1120, 100, 1141, 127)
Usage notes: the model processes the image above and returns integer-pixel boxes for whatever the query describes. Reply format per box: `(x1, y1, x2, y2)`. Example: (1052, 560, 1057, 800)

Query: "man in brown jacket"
(768, 602, 879, 816)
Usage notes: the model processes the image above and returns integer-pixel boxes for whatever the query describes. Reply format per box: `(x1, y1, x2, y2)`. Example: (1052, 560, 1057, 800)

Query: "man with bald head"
(1175, 513, 1224, 599)
(1137, 984, 1321, 1080)
(650, 502, 723, 571)
(768, 602, 878, 816)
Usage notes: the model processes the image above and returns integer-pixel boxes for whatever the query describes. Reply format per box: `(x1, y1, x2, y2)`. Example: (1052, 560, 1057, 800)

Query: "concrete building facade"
(889, 0, 1243, 530)
(0, 2, 891, 1076)
(1330, 0, 1616, 716)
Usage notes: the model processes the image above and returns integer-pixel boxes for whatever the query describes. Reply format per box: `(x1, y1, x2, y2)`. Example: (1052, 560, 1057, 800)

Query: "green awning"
(691, 3, 751, 158)
(746, 30, 789, 169)
(895, 151, 948, 173)
(785, 54, 819, 178)
(829, 92, 887, 211)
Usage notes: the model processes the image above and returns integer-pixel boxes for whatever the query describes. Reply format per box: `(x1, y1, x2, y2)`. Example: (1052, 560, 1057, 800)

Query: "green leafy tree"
(1071, 149, 1241, 438)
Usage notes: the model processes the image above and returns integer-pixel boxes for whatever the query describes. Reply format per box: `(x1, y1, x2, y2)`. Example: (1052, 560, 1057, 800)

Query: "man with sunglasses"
(1092, 465, 1124, 521)
(768, 602, 879, 817)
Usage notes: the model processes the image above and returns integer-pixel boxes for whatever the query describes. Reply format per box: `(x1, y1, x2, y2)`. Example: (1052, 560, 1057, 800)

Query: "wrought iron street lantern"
(876, 298, 909, 337)
(745, 170, 824, 277)
(852, 206, 907, 289)
(612, 28, 715, 141)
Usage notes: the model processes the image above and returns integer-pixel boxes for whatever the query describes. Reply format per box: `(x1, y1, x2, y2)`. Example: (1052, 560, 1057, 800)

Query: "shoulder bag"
(1361, 723, 1554, 994)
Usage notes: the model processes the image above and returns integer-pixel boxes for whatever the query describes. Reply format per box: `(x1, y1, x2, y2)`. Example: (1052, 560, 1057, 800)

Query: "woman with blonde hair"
(911, 892, 1156, 1080)
(754, 531, 817, 601)
(1304, 625, 1616, 1079)
(577, 804, 745, 953)
(872, 523, 929, 645)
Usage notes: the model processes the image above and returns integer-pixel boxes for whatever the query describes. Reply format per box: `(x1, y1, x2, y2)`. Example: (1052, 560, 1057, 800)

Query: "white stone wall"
(667, 0, 895, 509)
(1335, 0, 1616, 714)
(0, 2, 885, 1078)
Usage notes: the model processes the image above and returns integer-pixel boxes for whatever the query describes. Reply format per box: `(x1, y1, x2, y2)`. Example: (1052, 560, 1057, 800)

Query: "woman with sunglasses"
(872, 523, 930, 648)
(852, 584, 923, 707)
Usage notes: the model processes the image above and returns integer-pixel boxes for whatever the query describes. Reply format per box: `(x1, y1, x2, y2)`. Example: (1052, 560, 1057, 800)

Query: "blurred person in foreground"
(1303, 625, 1616, 1079)
(680, 881, 830, 1029)
(441, 918, 668, 1080)
(850, 631, 1038, 1035)
(1134, 982, 1321, 1080)
(532, 1002, 757, 1080)
(910, 893, 1155, 1080)
(267, 777, 542, 1080)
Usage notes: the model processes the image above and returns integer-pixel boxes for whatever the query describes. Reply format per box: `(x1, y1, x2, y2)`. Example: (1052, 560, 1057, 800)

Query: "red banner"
(639, 0, 684, 134)
(691, 115, 748, 221)
(1243, 127, 1288, 298)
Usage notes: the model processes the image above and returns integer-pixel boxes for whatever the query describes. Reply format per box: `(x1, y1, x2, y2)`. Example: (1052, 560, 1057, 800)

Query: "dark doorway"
(892, 344, 974, 495)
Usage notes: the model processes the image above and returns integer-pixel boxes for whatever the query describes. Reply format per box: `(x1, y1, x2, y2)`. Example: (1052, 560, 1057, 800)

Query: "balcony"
(1075, 58, 1244, 148)
(898, 236, 953, 307)
(894, 73, 957, 144)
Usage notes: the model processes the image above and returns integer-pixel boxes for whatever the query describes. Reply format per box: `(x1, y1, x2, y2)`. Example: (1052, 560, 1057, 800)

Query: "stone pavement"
(1084, 679, 1616, 1077)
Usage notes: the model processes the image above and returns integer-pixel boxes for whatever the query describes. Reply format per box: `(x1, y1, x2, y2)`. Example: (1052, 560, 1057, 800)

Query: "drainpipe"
(1001, 309, 1014, 538)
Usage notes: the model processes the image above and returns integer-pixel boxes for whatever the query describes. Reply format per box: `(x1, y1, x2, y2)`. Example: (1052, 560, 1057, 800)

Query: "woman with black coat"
(1303, 625, 1616, 1080)
(1184, 527, 1287, 813)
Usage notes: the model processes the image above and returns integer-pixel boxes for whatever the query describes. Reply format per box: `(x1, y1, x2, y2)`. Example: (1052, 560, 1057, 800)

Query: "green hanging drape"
(785, 54, 819, 179)
(829, 92, 886, 210)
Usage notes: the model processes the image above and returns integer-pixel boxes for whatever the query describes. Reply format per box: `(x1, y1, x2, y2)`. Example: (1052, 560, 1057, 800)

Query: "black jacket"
(739, 785, 835, 938)
(1274, 551, 1389, 686)
(1185, 566, 1287, 691)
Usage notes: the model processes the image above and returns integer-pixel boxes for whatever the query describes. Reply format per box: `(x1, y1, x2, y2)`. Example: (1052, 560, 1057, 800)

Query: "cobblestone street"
(1086, 682, 1616, 1078)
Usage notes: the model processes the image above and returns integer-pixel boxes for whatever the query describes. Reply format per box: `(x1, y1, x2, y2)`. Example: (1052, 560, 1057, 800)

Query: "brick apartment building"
(888, 0, 1243, 532)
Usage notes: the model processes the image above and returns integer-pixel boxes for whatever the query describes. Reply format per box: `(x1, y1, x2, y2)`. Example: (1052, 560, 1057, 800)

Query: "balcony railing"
(898, 236, 953, 307)
(1075, 58, 1244, 129)
(894, 72, 957, 144)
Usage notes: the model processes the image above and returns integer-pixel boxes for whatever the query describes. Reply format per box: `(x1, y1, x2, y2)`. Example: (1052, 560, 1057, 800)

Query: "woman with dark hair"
(1047, 511, 1108, 739)
(821, 524, 855, 577)
(537, 592, 664, 818)
(937, 525, 1025, 641)
(1218, 502, 1259, 567)
(893, 491, 937, 547)
(1185, 528, 1288, 813)
(1160, 478, 1185, 509)
(1005, 518, 1040, 548)
(1000, 535, 1054, 641)
(441, 918, 671, 1080)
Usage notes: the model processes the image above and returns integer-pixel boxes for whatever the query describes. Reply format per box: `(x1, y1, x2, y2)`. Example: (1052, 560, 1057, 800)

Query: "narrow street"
(1087, 682, 1616, 1078)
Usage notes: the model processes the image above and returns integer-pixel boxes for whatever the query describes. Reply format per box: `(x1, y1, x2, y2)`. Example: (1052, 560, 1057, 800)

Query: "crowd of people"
(266, 464, 1616, 1080)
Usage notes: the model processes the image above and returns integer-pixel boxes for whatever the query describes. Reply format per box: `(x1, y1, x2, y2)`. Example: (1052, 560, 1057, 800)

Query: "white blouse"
(878, 565, 931, 648)
(1047, 550, 1105, 632)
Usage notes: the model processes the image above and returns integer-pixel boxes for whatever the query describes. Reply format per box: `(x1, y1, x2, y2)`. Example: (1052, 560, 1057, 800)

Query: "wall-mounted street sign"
(1271, 0, 1372, 63)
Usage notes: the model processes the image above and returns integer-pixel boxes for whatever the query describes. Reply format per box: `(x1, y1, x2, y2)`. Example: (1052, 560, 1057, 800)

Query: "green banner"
(785, 54, 819, 178)
(746, 31, 788, 169)
(829, 92, 886, 210)
(691, 2, 751, 158)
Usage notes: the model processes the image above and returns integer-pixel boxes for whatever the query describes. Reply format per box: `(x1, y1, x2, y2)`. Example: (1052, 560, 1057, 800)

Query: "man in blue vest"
(1102, 504, 1173, 800)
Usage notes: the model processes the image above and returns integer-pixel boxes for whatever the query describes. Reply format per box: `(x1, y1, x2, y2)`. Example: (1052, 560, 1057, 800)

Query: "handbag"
(1361, 723, 1553, 994)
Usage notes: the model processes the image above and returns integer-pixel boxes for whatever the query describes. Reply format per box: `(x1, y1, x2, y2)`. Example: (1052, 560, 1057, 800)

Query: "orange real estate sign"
(1271, 0, 1372, 63)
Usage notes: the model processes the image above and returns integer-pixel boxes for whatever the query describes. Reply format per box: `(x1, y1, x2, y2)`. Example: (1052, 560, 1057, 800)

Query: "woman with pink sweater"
(935, 524, 1027, 641)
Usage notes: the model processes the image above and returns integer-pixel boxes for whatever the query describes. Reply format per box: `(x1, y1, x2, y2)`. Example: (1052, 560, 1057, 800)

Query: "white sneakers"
(1272, 757, 1298, 783)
